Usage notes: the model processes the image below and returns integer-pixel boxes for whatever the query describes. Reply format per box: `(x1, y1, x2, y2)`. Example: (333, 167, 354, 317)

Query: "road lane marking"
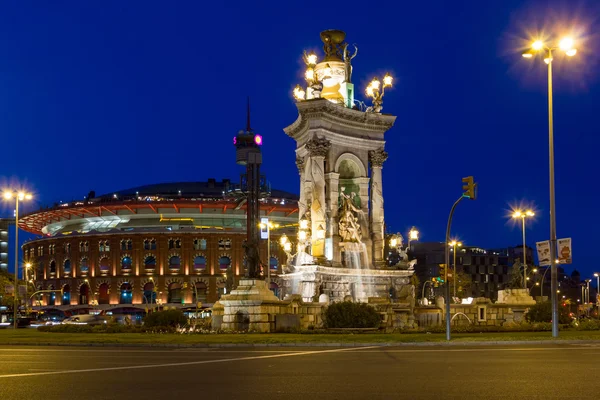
(351, 347, 600, 353)
(0, 346, 380, 379)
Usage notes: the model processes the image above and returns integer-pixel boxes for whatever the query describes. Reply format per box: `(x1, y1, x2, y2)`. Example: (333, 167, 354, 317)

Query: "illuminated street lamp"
(365, 73, 393, 113)
(594, 273, 600, 318)
(449, 240, 462, 298)
(512, 209, 535, 289)
(408, 227, 419, 249)
(521, 34, 578, 338)
(2, 190, 33, 328)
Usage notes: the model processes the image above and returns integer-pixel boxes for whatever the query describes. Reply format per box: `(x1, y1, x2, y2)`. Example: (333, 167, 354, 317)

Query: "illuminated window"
(80, 257, 89, 274)
(121, 239, 133, 251)
(144, 255, 156, 271)
(121, 256, 132, 270)
(120, 283, 132, 304)
(64, 243, 71, 254)
(219, 256, 231, 271)
(192, 282, 208, 303)
(63, 259, 71, 274)
(169, 255, 181, 270)
(193, 239, 207, 250)
(194, 255, 207, 271)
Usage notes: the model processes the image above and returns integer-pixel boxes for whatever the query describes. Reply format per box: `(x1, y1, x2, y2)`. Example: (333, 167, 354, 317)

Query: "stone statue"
(225, 266, 234, 293)
(243, 239, 262, 279)
(508, 259, 524, 289)
(342, 43, 358, 83)
(338, 189, 363, 243)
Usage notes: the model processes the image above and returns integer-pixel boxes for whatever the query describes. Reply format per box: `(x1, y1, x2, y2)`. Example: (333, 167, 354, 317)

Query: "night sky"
(1, 1, 599, 279)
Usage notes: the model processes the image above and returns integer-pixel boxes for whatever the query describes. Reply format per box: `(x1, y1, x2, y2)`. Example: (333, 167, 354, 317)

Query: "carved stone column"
(296, 157, 307, 220)
(305, 137, 330, 259)
(324, 171, 340, 264)
(369, 149, 388, 265)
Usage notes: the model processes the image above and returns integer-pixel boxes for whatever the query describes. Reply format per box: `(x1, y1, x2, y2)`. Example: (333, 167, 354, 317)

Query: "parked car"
(62, 315, 107, 325)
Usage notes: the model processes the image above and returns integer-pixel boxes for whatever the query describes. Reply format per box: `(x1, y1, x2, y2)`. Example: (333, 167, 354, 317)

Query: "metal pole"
(453, 244, 457, 298)
(522, 217, 527, 289)
(547, 49, 559, 337)
(445, 196, 464, 341)
(267, 224, 271, 287)
(13, 196, 19, 329)
(596, 275, 599, 319)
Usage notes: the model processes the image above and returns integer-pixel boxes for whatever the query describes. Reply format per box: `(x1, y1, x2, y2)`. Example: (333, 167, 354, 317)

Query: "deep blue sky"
(1, 1, 599, 278)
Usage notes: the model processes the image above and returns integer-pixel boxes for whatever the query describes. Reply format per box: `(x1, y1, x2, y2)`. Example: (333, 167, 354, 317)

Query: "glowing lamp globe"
(254, 135, 263, 146)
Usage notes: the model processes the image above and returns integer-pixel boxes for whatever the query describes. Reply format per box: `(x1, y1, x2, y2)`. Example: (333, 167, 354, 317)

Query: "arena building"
(19, 179, 298, 314)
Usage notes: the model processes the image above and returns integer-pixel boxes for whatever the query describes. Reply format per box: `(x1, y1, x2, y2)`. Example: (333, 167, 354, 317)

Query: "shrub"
(322, 301, 381, 329)
(575, 319, 600, 331)
(143, 310, 188, 328)
(525, 301, 571, 324)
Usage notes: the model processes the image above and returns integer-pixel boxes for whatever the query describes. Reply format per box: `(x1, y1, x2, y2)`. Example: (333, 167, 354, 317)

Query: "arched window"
(126, 239, 132, 250)
(168, 282, 182, 304)
(50, 260, 56, 274)
(48, 285, 56, 306)
(192, 282, 208, 304)
(143, 282, 156, 304)
(144, 255, 156, 271)
(219, 256, 231, 271)
(64, 243, 71, 254)
(79, 284, 90, 305)
(121, 256, 132, 271)
(143, 240, 150, 250)
(193, 256, 206, 271)
(269, 282, 280, 298)
(99, 257, 110, 274)
(150, 239, 156, 250)
(119, 282, 132, 304)
(80, 258, 89, 274)
(269, 257, 278, 271)
(169, 255, 181, 270)
(98, 283, 110, 304)
(62, 285, 71, 305)
(63, 259, 71, 274)
(193, 239, 207, 250)
(144, 239, 156, 251)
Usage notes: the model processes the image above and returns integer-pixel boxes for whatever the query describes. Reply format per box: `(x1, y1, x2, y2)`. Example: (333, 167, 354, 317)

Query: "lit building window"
(193, 239, 207, 251)
(169, 255, 181, 270)
(193, 255, 207, 272)
(219, 256, 231, 271)
(121, 256, 132, 271)
(120, 283, 132, 304)
(63, 259, 71, 275)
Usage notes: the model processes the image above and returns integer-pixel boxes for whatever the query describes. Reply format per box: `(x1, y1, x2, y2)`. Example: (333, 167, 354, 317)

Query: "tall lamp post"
(3, 190, 33, 329)
(522, 35, 577, 338)
(512, 209, 534, 289)
(594, 273, 600, 317)
(449, 240, 462, 298)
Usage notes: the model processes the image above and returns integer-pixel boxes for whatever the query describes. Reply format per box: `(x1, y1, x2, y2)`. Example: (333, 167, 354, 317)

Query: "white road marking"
(0, 346, 380, 379)
(352, 347, 600, 353)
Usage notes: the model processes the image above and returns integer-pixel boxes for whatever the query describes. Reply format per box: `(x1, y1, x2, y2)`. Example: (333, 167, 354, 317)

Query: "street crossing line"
(0, 345, 381, 379)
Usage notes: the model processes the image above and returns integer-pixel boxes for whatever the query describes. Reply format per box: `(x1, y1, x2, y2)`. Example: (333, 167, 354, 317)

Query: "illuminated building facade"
(19, 180, 297, 311)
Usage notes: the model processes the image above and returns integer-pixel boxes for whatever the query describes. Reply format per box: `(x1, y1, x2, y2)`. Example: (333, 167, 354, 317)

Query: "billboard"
(536, 240, 551, 266)
(557, 238, 572, 264)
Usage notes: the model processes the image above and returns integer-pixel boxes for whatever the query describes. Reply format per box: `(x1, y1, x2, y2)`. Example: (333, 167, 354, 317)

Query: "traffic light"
(462, 176, 477, 200)
(438, 264, 446, 283)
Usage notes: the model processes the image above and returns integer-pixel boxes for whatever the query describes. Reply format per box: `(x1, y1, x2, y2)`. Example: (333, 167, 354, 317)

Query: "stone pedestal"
(496, 288, 536, 305)
(219, 279, 282, 333)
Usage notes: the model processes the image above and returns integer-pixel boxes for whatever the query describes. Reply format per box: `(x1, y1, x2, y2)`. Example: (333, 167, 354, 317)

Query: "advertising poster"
(557, 238, 572, 264)
(536, 240, 551, 266)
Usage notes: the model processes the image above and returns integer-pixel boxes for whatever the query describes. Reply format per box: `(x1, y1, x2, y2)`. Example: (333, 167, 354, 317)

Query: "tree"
(0, 269, 16, 309)
(448, 270, 473, 298)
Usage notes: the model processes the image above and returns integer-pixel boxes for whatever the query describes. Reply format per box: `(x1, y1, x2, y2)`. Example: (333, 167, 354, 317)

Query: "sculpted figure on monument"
(243, 239, 262, 279)
(508, 259, 524, 289)
(338, 188, 363, 243)
(342, 43, 358, 83)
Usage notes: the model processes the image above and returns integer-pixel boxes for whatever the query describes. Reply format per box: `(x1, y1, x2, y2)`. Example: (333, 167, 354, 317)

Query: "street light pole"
(594, 273, 600, 318)
(3, 190, 33, 329)
(522, 36, 577, 337)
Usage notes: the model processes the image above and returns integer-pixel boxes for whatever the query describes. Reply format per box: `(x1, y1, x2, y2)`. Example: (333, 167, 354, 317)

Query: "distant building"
(410, 243, 537, 301)
(0, 218, 12, 271)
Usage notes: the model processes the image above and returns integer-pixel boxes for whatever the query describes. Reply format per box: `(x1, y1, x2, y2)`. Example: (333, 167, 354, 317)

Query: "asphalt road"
(1, 344, 599, 399)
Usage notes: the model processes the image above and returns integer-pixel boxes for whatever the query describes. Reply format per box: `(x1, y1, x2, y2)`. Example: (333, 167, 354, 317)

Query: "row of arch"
(45, 255, 280, 275)
(40, 280, 282, 306)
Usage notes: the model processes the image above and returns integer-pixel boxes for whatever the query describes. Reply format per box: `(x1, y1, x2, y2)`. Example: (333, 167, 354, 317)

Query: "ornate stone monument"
(282, 30, 416, 308)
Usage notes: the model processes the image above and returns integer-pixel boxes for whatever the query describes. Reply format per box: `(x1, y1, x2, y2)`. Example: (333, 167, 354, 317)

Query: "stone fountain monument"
(281, 30, 416, 308)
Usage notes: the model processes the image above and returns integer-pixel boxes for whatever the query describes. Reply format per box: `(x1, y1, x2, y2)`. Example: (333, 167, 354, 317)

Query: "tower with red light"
(234, 100, 264, 279)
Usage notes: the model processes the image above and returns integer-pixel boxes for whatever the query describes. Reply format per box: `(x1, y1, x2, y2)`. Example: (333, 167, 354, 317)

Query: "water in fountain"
(343, 242, 372, 302)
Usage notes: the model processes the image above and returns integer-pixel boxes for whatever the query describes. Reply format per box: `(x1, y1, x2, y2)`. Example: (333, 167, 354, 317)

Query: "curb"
(2, 339, 600, 348)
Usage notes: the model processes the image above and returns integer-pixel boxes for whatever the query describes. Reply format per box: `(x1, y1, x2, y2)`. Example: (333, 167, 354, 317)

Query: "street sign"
(557, 238, 572, 264)
(260, 217, 269, 240)
(536, 241, 551, 266)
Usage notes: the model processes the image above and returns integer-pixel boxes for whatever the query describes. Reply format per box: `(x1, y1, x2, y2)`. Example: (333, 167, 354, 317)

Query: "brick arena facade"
(19, 180, 297, 312)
